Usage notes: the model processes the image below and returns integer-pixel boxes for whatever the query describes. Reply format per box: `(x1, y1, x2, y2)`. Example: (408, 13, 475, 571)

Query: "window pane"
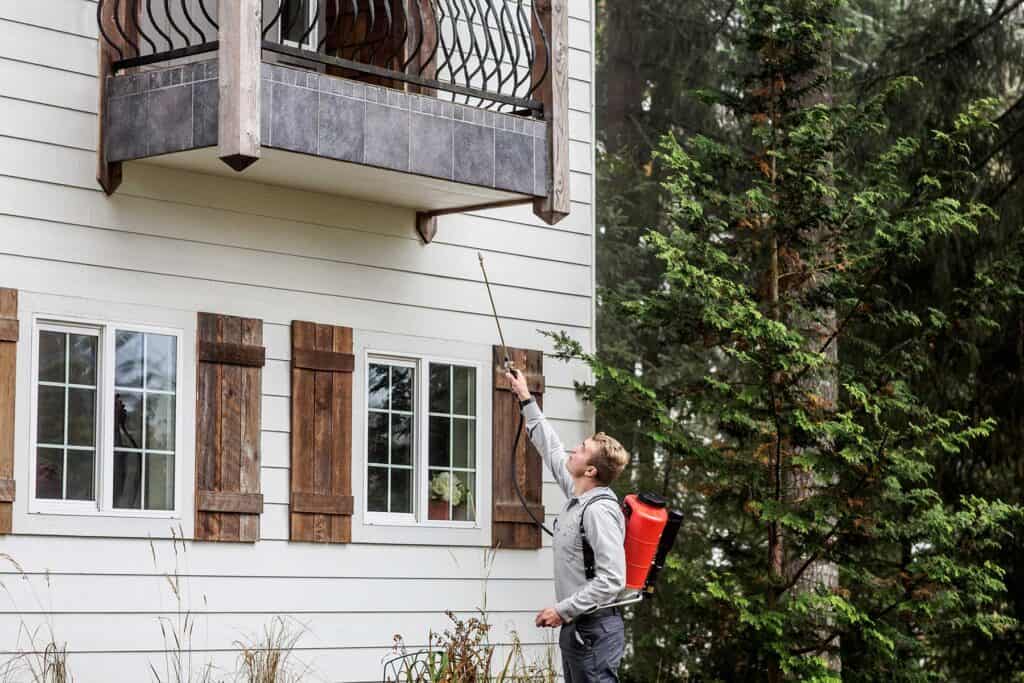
(66, 388, 96, 447)
(391, 366, 413, 412)
(115, 331, 144, 388)
(428, 416, 450, 468)
(453, 366, 476, 416)
(66, 450, 95, 501)
(390, 468, 412, 514)
(68, 334, 97, 386)
(113, 451, 142, 508)
(37, 385, 65, 445)
(452, 417, 475, 469)
(38, 331, 66, 383)
(367, 412, 388, 464)
(368, 364, 389, 410)
(283, 0, 311, 43)
(391, 414, 413, 466)
(145, 334, 177, 391)
(36, 448, 63, 499)
(145, 453, 174, 510)
(146, 393, 176, 452)
(114, 391, 143, 449)
(429, 364, 450, 414)
(367, 466, 388, 512)
(452, 471, 475, 521)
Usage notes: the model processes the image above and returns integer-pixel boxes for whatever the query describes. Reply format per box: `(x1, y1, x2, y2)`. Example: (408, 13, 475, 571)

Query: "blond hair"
(589, 432, 630, 486)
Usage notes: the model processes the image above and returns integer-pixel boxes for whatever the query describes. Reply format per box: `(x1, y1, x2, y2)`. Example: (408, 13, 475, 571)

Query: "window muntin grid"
(35, 327, 99, 501)
(426, 363, 477, 522)
(366, 360, 416, 515)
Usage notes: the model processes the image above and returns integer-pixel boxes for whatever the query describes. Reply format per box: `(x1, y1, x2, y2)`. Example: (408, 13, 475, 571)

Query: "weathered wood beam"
(218, 0, 262, 171)
(532, 0, 571, 225)
(0, 289, 16, 534)
(97, 0, 137, 195)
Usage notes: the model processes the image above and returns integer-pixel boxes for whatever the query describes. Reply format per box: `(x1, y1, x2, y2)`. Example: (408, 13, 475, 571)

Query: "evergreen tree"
(577, 0, 1022, 678)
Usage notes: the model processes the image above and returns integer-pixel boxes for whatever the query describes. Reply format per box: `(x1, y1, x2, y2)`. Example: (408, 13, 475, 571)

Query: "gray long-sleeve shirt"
(521, 400, 626, 621)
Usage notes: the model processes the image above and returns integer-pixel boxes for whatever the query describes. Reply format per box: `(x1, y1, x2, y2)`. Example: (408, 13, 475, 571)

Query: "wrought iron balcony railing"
(97, 0, 550, 116)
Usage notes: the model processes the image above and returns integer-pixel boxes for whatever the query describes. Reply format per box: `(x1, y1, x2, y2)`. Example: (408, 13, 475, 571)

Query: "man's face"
(566, 438, 598, 480)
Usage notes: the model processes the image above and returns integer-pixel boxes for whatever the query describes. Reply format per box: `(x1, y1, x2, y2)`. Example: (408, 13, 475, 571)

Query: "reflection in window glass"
(113, 330, 177, 511)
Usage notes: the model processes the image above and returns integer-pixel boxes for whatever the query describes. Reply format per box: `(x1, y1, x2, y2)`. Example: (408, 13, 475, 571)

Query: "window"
(279, 0, 317, 49)
(31, 320, 181, 515)
(427, 364, 477, 522)
(365, 355, 480, 525)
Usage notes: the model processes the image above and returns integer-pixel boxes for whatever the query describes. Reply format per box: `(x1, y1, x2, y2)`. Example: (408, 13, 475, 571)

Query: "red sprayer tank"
(622, 492, 669, 590)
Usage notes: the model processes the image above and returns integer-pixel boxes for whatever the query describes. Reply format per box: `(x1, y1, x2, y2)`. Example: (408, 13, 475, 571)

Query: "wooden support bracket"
(416, 198, 534, 243)
(219, 0, 261, 171)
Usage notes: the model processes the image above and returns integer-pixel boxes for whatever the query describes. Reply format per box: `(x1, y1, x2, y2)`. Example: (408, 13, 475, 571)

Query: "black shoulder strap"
(580, 494, 618, 580)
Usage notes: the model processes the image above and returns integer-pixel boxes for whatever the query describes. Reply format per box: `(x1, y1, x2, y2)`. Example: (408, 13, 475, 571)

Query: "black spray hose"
(511, 410, 554, 537)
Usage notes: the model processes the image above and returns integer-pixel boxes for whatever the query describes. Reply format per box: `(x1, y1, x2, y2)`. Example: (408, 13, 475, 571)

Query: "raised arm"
(506, 370, 574, 498)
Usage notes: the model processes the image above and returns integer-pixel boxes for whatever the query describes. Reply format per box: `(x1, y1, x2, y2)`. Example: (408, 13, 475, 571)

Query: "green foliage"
(585, 0, 1024, 678)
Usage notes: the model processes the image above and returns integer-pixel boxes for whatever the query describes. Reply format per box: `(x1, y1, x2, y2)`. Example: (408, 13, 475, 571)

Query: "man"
(506, 370, 631, 683)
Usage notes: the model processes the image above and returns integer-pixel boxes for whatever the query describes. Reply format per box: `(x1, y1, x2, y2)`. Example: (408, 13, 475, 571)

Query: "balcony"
(95, 0, 571, 241)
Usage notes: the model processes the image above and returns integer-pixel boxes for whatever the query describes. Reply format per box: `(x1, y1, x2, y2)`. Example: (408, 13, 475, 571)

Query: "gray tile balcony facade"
(104, 60, 550, 198)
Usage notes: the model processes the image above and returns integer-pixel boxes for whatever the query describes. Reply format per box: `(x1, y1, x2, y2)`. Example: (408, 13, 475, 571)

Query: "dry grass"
(148, 528, 217, 683)
(385, 549, 559, 683)
(231, 616, 310, 683)
(0, 554, 73, 683)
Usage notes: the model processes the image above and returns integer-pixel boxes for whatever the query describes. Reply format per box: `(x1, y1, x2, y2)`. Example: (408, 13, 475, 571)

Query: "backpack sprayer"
(478, 253, 683, 612)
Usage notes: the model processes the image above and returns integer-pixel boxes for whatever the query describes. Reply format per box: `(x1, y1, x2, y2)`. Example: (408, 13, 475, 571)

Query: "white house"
(0, 0, 595, 680)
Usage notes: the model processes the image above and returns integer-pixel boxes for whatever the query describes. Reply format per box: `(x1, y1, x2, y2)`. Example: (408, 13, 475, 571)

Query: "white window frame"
(28, 314, 184, 519)
(363, 350, 484, 529)
(279, 0, 319, 50)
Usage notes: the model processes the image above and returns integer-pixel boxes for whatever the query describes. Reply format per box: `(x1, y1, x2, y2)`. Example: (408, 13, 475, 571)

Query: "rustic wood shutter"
(492, 346, 546, 550)
(195, 313, 266, 542)
(290, 321, 354, 543)
(0, 288, 17, 534)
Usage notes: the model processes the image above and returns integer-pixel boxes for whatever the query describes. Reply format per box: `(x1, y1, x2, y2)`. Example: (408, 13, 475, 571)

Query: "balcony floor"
(139, 146, 527, 212)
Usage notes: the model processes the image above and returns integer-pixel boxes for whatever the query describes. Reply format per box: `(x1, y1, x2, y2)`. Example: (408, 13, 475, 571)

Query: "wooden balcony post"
(97, 0, 138, 195)
(532, 0, 570, 225)
(219, 0, 262, 171)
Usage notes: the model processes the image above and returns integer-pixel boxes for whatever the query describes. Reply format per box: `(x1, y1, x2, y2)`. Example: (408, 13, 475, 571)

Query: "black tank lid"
(638, 491, 667, 508)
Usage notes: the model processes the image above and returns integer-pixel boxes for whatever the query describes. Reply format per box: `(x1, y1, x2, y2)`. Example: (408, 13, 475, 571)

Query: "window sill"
(28, 501, 181, 520)
(364, 513, 479, 530)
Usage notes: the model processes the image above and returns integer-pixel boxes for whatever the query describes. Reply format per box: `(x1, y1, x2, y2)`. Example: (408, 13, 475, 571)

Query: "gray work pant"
(559, 613, 625, 683)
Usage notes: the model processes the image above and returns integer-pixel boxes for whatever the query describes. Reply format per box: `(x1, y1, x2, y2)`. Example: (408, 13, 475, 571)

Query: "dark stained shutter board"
(195, 312, 265, 543)
(491, 345, 545, 550)
(198, 340, 266, 367)
(0, 289, 16, 533)
(290, 321, 354, 544)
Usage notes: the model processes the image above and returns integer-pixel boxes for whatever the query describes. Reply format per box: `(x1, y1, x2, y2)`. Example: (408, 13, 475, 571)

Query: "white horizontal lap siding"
(0, 534, 555, 579)
(0, 574, 554, 614)
(0, 612, 553, 653)
(0, 1, 592, 680)
(0, 0, 98, 39)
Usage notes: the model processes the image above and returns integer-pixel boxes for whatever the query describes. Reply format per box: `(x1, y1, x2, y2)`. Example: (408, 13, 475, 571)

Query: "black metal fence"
(97, 0, 549, 114)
